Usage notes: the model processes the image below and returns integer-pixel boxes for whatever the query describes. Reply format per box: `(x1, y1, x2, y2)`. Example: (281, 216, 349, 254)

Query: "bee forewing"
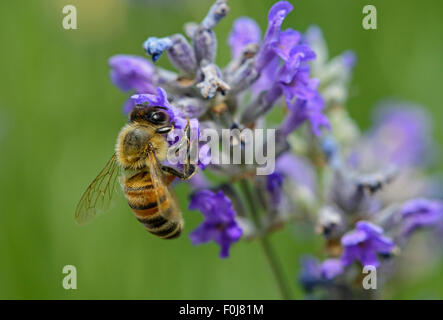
(75, 154, 121, 225)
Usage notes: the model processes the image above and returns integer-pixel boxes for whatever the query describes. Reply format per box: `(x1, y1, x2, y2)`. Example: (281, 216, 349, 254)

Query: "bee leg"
(161, 164, 196, 180)
(182, 118, 195, 178)
(164, 118, 197, 180)
(167, 120, 190, 156)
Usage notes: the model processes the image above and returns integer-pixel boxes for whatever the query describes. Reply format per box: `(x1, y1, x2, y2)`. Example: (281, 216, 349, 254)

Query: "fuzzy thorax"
(115, 122, 169, 170)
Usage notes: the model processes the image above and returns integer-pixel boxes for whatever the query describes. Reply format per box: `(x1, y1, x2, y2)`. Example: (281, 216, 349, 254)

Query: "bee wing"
(75, 154, 121, 225)
(146, 150, 180, 218)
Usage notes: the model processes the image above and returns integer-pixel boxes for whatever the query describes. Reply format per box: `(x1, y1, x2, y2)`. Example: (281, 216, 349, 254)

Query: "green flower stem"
(239, 179, 292, 300)
(259, 235, 292, 300)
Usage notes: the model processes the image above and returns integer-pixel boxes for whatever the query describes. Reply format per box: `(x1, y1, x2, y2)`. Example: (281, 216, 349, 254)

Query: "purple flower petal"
(320, 259, 344, 280)
(370, 102, 434, 167)
(228, 17, 261, 59)
(189, 190, 242, 258)
(399, 198, 443, 237)
(341, 229, 367, 246)
(275, 152, 317, 192)
(266, 172, 284, 206)
(280, 93, 329, 137)
(256, 1, 293, 70)
(109, 55, 156, 93)
(359, 249, 380, 268)
(341, 221, 394, 267)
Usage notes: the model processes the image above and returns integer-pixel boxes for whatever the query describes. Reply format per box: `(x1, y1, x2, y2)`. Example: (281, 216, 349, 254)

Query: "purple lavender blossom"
(275, 152, 317, 192)
(321, 258, 345, 280)
(228, 17, 261, 59)
(370, 102, 434, 167)
(299, 257, 323, 292)
(341, 221, 395, 268)
(251, 56, 280, 96)
(189, 190, 242, 258)
(266, 172, 284, 206)
(280, 92, 329, 137)
(109, 55, 157, 113)
(299, 256, 344, 290)
(341, 50, 357, 70)
(247, 1, 327, 135)
(399, 198, 443, 237)
(109, 55, 156, 93)
(256, 1, 293, 70)
(280, 66, 319, 103)
(188, 172, 211, 191)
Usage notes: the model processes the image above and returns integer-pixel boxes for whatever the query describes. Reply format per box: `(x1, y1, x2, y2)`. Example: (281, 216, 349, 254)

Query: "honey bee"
(75, 105, 196, 239)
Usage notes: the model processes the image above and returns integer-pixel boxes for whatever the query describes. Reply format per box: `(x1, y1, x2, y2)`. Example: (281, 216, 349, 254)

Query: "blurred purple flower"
(370, 102, 434, 167)
(228, 17, 261, 59)
(400, 198, 443, 237)
(189, 190, 242, 258)
(266, 172, 284, 206)
(189, 172, 211, 191)
(299, 256, 323, 292)
(275, 152, 317, 192)
(342, 50, 357, 70)
(341, 221, 394, 267)
(299, 256, 343, 291)
(321, 258, 345, 280)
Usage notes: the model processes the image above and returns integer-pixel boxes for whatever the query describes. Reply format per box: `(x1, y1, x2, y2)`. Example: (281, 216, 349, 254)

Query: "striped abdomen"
(123, 170, 183, 239)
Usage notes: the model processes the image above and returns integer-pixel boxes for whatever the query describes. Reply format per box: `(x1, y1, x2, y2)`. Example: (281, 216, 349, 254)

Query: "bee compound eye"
(148, 109, 169, 124)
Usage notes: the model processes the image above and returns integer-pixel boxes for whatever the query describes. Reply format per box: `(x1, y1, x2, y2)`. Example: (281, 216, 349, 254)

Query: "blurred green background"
(0, 0, 442, 299)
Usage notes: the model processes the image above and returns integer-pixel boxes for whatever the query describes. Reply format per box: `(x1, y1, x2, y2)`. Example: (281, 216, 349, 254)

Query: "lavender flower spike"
(341, 221, 395, 268)
(189, 190, 242, 258)
(399, 198, 443, 237)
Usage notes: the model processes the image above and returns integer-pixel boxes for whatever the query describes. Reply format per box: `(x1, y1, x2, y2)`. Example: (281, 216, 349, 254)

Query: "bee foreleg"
(165, 118, 197, 180)
(161, 164, 196, 180)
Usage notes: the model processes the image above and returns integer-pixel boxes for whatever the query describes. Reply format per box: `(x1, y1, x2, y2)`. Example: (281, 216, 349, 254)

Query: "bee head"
(129, 105, 171, 124)
(129, 105, 173, 134)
